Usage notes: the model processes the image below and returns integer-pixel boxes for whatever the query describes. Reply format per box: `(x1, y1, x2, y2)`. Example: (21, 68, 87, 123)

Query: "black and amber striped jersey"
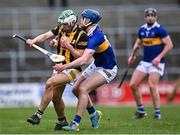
(51, 24, 88, 71)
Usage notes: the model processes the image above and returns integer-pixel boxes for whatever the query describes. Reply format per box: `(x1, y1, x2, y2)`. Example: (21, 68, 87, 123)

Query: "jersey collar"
(144, 21, 159, 30)
(87, 25, 97, 36)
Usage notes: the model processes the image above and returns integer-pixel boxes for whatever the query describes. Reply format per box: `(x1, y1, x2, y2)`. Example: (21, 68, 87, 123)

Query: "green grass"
(0, 105, 180, 134)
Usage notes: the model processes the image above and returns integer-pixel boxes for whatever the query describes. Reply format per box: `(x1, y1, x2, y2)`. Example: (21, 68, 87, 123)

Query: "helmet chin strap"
(82, 18, 93, 30)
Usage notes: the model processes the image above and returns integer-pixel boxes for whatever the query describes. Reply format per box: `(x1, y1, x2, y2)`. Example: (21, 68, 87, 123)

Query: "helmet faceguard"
(144, 8, 157, 27)
(144, 8, 157, 17)
(58, 9, 77, 32)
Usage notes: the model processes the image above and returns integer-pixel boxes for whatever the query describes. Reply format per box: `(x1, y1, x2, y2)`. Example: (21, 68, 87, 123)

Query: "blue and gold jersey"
(87, 26, 117, 69)
(138, 22, 168, 63)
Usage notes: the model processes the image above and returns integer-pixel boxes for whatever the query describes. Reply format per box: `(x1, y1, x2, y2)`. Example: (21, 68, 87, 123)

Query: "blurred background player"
(168, 77, 180, 103)
(54, 9, 118, 131)
(26, 9, 95, 130)
(128, 8, 173, 119)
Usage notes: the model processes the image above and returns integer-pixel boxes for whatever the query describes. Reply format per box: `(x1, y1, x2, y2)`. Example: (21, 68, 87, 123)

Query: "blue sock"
(137, 104, 145, 113)
(155, 108, 161, 116)
(73, 115, 81, 125)
(87, 106, 96, 117)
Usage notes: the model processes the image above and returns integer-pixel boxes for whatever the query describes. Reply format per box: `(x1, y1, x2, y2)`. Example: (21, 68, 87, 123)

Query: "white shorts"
(82, 62, 118, 83)
(136, 61, 165, 76)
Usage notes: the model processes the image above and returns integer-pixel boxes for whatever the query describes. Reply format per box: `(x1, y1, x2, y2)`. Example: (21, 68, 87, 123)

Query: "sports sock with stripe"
(35, 109, 43, 119)
(137, 104, 145, 113)
(73, 115, 81, 125)
(87, 106, 96, 117)
(154, 108, 161, 117)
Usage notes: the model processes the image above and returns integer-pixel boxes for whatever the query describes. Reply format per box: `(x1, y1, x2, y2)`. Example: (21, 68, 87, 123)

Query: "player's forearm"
(68, 47, 83, 58)
(158, 37, 173, 59)
(33, 31, 54, 45)
(64, 56, 87, 69)
(132, 38, 141, 52)
(158, 44, 173, 59)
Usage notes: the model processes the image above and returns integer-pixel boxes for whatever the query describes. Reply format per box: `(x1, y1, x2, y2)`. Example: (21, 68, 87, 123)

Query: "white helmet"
(58, 9, 77, 26)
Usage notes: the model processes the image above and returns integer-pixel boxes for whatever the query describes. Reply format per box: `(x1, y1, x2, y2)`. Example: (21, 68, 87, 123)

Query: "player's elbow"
(170, 43, 174, 50)
(167, 43, 174, 52)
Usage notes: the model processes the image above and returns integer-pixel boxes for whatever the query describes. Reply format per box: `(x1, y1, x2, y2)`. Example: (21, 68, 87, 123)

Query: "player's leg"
(27, 73, 69, 125)
(148, 72, 161, 119)
(129, 70, 147, 119)
(148, 63, 165, 119)
(63, 72, 106, 131)
(63, 66, 117, 131)
(52, 85, 68, 130)
(72, 75, 101, 128)
(52, 69, 81, 129)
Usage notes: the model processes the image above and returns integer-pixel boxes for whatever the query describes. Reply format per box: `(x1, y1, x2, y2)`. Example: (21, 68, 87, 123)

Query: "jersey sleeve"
(87, 32, 104, 50)
(51, 25, 59, 36)
(76, 32, 88, 49)
(138, 28, 142, 39)
(158, 26, 168, 38)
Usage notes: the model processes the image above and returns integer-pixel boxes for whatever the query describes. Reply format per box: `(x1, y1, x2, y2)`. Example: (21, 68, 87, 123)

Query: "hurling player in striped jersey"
(54, 9, 118, 131)
(26, 9, 95, 131)
(128, 8, 173, 119)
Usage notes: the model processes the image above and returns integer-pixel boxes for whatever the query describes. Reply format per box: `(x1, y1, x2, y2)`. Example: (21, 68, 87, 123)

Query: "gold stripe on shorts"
(67, 69, 80, 82)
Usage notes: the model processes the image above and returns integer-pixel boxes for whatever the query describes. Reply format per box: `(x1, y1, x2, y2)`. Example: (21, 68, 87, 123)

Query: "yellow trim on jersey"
(65, 33, 74, 63)
(65, 50, 70, 63)
(96, 39, 109, 53)
(67, 69, 80, 82)
(58, 29, 63, 55)
(142, 38, 162, 46)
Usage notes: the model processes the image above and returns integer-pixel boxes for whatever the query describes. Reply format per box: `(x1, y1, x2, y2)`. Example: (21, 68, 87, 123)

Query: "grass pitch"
(0, 105, 180, 134)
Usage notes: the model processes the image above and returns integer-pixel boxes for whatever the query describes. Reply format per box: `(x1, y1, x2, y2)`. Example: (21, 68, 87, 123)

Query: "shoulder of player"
(139, 22, 165, 30)
(90, 30, 104, 41)
(88, 30, 105, 45)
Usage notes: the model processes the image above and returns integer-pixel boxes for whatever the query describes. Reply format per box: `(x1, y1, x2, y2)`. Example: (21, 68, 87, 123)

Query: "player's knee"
(46, 78, 56, 87)
(79, 86, 87, 95)
(148, 81, 157, 89)
(129, 83, 137, 91)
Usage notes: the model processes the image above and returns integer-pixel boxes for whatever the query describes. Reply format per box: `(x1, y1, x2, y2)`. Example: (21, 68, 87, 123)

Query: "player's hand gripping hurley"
(118, 47, 139, 88)
(13, 34, 65, 63)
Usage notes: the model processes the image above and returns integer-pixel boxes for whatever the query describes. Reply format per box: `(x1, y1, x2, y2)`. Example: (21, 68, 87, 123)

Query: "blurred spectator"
(61, 0, 68, 7)
(48, 0, 68, 7)
(168, 77, 180, 103)
(48, 0, 55, 7)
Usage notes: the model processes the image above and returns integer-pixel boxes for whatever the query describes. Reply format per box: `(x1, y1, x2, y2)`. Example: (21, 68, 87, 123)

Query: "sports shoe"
(154, 115, 161, 119)
(54, 121, 68, 131)
(27, 114, 40, 125)
(132, 111, 147, 119)
(91, 110, 102, 129)
(62, 121, 79, 131)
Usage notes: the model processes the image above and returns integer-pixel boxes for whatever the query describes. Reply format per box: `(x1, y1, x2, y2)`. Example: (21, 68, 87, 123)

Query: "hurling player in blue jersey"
(128, 8, 173, 119)
(54, 9, 118, 131)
